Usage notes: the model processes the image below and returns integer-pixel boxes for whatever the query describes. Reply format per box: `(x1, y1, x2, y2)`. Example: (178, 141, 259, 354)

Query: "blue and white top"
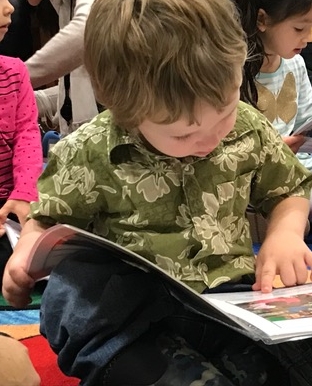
(256, 54, 312, 170)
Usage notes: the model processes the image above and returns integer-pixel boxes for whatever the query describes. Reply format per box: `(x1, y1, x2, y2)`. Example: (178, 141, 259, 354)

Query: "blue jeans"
(40, 251, 312, 386)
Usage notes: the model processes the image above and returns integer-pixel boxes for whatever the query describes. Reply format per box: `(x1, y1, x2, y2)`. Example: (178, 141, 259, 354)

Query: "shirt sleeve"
(249, 117, 312, 216)
(25, 0, 95, 88)
(30, 124, 108, 228)
(292, 55, 312, 131)
(9, 60, 43, 202)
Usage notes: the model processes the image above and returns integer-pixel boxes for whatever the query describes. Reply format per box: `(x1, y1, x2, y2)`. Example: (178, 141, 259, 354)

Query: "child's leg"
(0, 332, 40, 386)
(40, 252, 176, 385)
(163, 305, 288, 386)
(258, 338, 312, 386)
(40, 252, 238, 386)
(103, 329, 236, 386)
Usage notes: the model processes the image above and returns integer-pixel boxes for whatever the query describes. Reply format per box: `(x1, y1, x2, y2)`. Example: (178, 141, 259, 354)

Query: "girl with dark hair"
(235, 0, 312, 169)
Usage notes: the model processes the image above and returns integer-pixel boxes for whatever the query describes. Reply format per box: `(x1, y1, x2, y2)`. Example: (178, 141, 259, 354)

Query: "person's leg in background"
(0, 332, 41, 385)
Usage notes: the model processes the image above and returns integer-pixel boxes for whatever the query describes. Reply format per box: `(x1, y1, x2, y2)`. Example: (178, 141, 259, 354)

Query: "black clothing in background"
(301, 43, 312, 85)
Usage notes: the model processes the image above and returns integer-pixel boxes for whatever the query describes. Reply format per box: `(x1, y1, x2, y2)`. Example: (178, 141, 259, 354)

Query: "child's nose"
(4, 0, 14, 16)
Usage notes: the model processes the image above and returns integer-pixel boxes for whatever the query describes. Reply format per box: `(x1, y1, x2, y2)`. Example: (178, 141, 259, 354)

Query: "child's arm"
(0, 60, 44, 229)
(252, 196, 312, 293)
(2, 219, 48, 309)
(10, 60, 43, 206)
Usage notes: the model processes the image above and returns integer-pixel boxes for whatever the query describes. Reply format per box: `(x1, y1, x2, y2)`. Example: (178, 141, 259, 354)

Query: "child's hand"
(0, 199, 30, 227)
(2, 242, 36, 308)
(283, 135, 305, 153)
(2, 219, 46, 308)
(252, 230, 312, 293)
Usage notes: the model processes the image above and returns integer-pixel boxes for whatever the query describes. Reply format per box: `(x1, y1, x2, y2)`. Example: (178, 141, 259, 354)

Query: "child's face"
(0, 0, 13, 42)
(258, 8, 312, 59)
(138, 88, 240, 158)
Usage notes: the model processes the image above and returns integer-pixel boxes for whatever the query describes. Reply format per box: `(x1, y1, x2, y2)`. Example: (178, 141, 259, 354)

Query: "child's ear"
(257, 8, 268, 32)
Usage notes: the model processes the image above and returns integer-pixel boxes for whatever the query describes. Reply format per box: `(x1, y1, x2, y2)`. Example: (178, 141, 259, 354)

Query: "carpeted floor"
(22, 335, 79, 386)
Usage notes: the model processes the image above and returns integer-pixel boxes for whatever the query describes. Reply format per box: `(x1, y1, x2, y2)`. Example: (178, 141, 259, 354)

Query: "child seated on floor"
(235, 0, 312, 169)
(3, 0, 312, 385)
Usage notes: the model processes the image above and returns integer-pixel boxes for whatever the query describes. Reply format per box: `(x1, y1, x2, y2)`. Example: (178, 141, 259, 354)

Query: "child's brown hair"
(85, 0, 247, 129)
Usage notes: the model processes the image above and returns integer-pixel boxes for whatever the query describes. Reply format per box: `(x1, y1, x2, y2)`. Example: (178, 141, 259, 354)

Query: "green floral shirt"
(31, 102, 312, 293)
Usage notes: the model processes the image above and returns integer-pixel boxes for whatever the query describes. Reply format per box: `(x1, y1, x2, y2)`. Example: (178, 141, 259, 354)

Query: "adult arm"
(26, 0, 95, 88)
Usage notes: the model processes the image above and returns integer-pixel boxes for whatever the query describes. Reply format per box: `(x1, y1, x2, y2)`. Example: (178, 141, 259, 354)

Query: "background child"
(0, 0, 43, 285)
(3, 0, 312, 385)
(235, 0, 312, 169)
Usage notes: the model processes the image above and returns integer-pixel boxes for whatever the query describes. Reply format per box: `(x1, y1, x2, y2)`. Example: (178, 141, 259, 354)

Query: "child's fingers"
(293, 258, 309, 285)
(279, 265, 298, 287)
(254, 260, 276, 293)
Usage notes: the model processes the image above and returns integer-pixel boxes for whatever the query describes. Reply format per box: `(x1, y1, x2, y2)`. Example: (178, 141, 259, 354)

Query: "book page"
(4, 219, 21, 249)
(292, 119, 312, 136)
(203, 284, 312, 343)
(26, 223, 312, 344)
(297, 138, 312, 153)
(291, 119, 312, 153)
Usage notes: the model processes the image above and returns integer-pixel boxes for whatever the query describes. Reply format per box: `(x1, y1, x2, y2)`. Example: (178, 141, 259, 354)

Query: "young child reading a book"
(3, 0, 312, 384)
(0, 0, 43, 286)
(235, 0, 312, 169)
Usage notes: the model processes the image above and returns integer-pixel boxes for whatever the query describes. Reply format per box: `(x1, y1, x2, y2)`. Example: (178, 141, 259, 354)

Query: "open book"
(4, 219, 21, 248)
(292, 119, 312, 153)
(26, 223, 312, 345)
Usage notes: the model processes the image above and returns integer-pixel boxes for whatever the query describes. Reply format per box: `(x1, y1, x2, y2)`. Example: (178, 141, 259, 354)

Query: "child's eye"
(173, 134, 191, 141)
(294, 27, 304, 32)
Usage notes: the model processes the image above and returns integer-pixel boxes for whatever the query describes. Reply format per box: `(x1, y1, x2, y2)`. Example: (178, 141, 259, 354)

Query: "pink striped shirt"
(0, 56, 42, 202)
